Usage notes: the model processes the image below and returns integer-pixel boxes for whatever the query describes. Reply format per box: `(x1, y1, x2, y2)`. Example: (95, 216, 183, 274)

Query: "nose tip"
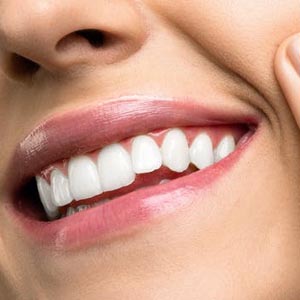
(0, 1, 146, 77)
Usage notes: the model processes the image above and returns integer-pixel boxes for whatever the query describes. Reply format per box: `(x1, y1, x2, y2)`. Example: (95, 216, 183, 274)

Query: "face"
(0, 1, 300, 299)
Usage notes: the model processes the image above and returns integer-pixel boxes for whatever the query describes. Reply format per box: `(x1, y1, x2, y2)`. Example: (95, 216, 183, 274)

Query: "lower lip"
(10, 132, 254, 250)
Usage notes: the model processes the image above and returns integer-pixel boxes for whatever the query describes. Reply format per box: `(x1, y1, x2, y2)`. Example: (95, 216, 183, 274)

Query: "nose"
(0, 0, 146, 78)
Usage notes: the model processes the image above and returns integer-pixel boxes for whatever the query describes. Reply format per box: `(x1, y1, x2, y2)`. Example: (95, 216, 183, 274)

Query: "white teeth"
(36, 129, 239, 220)
(161, 129, 190, 172)
(36, 176, 59, 220)
(50, 169, 73, 207)
(98, 144, 135, 192)
(68, 156, 102, 201)
(76, 204, 90, 212)
(66, 206, 76, 217)
(65, 204, 91, 217)
(190, 133, 214, 169)
(131, 135, 162, 174)
(159, 179, 171, 185)
(214, 135, 236, 163)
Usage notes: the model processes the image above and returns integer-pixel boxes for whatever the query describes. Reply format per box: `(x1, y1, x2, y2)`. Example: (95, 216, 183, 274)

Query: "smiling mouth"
(8, 98, 259, 248)
(37, 125, 245, 220)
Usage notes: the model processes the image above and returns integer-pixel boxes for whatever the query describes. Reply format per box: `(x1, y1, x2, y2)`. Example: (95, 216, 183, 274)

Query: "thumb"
(275, 34, 300, 128)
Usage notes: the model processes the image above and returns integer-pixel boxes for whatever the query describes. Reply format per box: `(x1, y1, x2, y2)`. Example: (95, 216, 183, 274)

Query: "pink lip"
(7, 97, 260, 250)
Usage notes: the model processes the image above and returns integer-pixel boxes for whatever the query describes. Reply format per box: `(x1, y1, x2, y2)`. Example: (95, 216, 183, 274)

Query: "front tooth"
(68, 156, 102, 201)
(161, 128, 190, 172)
(51, 169, 73, 207)
(131, 135, 162, 174)
(214, 135, 236, 163)
(36, 176, 59, 220)
(189, 133, 214, 169)
(98, 144, 135, 192)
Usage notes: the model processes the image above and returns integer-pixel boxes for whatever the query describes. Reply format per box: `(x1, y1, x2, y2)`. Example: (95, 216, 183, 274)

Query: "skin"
(0, 1, 300, 299)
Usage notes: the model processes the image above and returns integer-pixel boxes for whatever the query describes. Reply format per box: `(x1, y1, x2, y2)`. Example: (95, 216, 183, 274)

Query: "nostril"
(4, 53, 40, 81)
(76, 29, 105, 48)
(56, 29, 107, 52)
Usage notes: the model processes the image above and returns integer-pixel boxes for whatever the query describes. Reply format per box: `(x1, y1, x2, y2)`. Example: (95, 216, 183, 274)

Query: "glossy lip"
(7, 97, 261, 250)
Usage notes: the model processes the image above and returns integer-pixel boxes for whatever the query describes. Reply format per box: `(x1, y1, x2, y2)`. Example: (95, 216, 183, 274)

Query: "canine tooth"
(36, 176, 59, 220)
(51, 169, 73, 207)
(214, 135, 235, 163)
(190, 133, 214, 169)
(131, 135, 162, 174)
(98, 144, 135, 192)
(161, 128, 190, 172)
(66, 206, 76, 217)
(68, 156, 102, 201)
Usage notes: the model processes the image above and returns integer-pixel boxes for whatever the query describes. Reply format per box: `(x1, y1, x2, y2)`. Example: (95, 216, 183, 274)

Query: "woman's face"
(0, 1, 300, 299)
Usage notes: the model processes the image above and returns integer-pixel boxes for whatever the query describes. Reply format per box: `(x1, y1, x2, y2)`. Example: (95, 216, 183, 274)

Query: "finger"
(275, 34, 300, 128)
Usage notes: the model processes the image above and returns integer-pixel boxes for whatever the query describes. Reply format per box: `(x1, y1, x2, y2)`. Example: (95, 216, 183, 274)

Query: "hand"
(275, 34, 300, 128)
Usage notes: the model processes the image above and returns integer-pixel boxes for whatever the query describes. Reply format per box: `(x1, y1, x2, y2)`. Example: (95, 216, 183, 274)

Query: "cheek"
(147, 0, 300, 95)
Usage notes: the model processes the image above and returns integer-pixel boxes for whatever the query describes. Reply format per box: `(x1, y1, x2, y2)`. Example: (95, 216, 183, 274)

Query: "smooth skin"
(0, 1, 300, 299)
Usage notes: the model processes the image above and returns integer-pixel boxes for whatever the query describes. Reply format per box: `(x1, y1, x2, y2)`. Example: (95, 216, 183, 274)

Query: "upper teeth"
(131, 135, 162, 174)
(214, 135, 235, 163)
(189, 133, 214, 169)
(51, 169, 73, 206)
(36, 129, 236, 220)
(98, 143, 135, 192)
(161, 129, 190, 172)
(68, 155, 103, 201)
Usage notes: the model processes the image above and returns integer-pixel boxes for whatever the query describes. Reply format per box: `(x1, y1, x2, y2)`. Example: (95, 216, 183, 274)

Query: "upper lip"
(7, 97, 261, 192)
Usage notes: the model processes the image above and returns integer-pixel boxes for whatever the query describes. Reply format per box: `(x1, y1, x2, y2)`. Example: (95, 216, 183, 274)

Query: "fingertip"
(274, 33, 300, 128)
(275, 34, 300, 79)
(287, 35, 300, 76)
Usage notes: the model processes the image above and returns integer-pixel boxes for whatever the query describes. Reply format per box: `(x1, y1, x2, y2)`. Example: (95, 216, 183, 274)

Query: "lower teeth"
(61, 179, 173, 219)
(62, 199, 110, 218)
(159, 179, 171, 185)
